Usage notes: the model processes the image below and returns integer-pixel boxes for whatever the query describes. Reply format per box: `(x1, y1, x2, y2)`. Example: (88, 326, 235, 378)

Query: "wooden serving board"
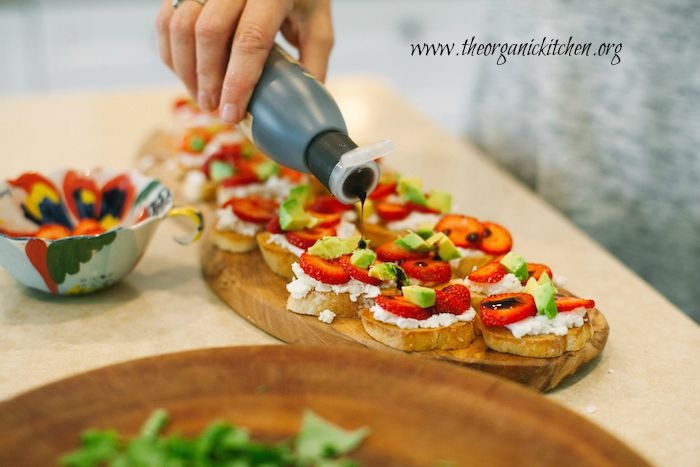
(0, 346, 647, 467)
(201, 238, 610, 392)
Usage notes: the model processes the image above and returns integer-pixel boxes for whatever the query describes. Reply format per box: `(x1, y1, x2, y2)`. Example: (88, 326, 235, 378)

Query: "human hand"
(156, 0, 334, 123)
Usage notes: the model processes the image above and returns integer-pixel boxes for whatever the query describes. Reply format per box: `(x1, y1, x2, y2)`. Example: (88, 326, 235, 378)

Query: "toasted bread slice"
(212, 229, 257, 253)
(363, 223, 400, 248)
(287, 291, 371, 318)
(360, 308, 476, 351)
(452, 254, 495, 277)
(256, 232, 297, 280)
(477, 315, 592, 358)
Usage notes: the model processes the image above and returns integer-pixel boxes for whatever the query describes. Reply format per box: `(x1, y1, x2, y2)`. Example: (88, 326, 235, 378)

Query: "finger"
(220, 0, 291, 123)
(155, 0, 175, 70)
(195, 0, 244, 111)
(297, 3, 334, 82)
(169, 1, 203, 97)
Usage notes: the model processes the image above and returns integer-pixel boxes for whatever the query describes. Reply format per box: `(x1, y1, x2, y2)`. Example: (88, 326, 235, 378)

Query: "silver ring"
(172, 0, 206, 8)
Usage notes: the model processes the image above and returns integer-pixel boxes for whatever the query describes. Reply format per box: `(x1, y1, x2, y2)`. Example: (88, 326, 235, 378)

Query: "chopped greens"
(60, 409, 369, 467)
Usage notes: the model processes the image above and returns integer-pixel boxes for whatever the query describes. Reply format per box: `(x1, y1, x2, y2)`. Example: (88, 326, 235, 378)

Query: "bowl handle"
(166, 206, 204, 245)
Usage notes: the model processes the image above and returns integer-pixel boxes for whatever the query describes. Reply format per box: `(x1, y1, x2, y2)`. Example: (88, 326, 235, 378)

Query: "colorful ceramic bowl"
(0, 168, 203, 295)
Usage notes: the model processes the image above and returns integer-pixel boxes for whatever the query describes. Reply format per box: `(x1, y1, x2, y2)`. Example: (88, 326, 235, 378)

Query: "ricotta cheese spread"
(505, 307, 587, 338)
(369, 304, 475, 329)
(318, 309, 336, 324)
(267, 234, 305, 257)
(464, 273, 523, 295)
(216, 175, 297, 204)
(286, 262, 381, 302)
(385, 211, 441, 232)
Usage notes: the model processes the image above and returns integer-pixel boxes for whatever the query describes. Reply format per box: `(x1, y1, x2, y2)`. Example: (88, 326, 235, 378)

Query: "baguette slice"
(477, 314, 592, 358)
(287, 291, 372, 318)
(256, 232, 298, 280)
(212, 229, 258, 253)
(360, 308, 476, 351)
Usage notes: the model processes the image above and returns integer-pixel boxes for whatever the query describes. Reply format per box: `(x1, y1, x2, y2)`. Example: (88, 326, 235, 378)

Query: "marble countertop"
(0, 78, 698, 466)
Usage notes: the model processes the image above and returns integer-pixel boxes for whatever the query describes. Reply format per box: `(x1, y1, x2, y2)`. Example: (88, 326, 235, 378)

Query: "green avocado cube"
(533, 281, 558, 319)
(415, 223, 436, 239)
(426, 191, 452, 214)
(307, 236, 358, 259)
(369, 263, 399, 281)
(351, 248, 376, 269)
(537, 270, 558, 293)
(287, 184, 311, 207)
(499, 252, 528, 282)
(396, 231, 431, 252)
(209, 160, 235, 182)
(279, 198, 312, 231)
(522, 277, 539, 296)
(437, 236, 461, 261)
(402, 285, 436, 308)
(254, 161, 280, 181)
(397, 177, 427, 205)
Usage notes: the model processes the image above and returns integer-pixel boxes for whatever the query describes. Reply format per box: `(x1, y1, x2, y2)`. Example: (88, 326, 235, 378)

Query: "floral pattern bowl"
(0, 168, 203, 295)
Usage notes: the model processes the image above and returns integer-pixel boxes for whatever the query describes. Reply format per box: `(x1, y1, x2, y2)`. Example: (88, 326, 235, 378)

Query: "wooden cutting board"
(0, 345, 645, 467)
(201, 239, 609, 392)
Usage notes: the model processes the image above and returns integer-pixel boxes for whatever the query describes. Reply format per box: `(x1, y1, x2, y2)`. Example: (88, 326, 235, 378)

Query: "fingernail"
(221, 103, 238, 123)
(198, 91, 214, 111)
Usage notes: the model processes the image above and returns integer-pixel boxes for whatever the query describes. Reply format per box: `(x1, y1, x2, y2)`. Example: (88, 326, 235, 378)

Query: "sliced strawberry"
(72, 219, 105, 236)
(35, 224, 71, 240)
(285, 226, 337, 250)
(555, 297, 595, 312)
(467, 262, 507, 284)
(402, 259, 452, 284)
(375, 202, 411, 222)
(267, 216, 284, 234)
(435, 215, 485, 248)
(220, 171, 259, 188)
(376, 241, 430, 262)
(369, 182, 397, 200)
(308, 210, 341, 228)
(405, 201, 439, 214)
(527, 263, 553, 282)
(225, 196, 278, 224)
(435, 284, 472, 314)
(375, 295, 432, 320)
(299, 253, 350, 284)
(338, 255, 382, 285)
(480, 221, 512, 255)
(480, 293, 536, 326)
(309, 195, 352, 214)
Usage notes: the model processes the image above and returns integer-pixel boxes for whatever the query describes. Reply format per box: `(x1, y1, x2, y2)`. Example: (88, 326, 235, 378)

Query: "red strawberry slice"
(467, 262, 507, 284)
(480, 221, 513, 255)
(527, 263, 553, 282)
(435, 214, 485, 248)
(308, 210, 342, 228)
(369, 182, 397, 200)
(405, 201, 439, 214)
(435, 284, 472, 314)
(285, 226, 337, 250)
(339, 255, 382, 285)
(225, 196, 277, 224)
(266, 216, 284, 234)
(376, 241, 430, 262)
(72, 219, 105, 236)
(375, 202, 411, 222)
(480, 293, 536, 326)
(309, 195, 352, 214)
(402, 259, 452, 284)
(299, 253, 350, 285)
(555, 297, 595, 312)
(35, 224, 71, 240)
(220, 171, 259, 188)
(375, 295, 432, 320)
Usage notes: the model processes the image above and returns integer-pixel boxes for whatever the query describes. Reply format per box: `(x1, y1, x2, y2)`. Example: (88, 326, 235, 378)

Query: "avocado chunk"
(499, 252, 528, 282)
(254, 161, 280, 181)
(209, 160, 235, 182)
(279, 198, 314, 231)
(397, 177, 427, 205)
(395, 231, 431, 252)
(307, 236, 359, 259)
(415, 223, 436, 239)
(522, 277, 539, 296)
(351, 248, 376, 269)
(287, 184, 311, 207)
(437, 236, 461, 261)
(402, 285, 436, 308)
(533, 280, 557, 319)
(426, 191, 452, 214)
(369, 263, 402, 281)
(537, 270, 558, 292)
